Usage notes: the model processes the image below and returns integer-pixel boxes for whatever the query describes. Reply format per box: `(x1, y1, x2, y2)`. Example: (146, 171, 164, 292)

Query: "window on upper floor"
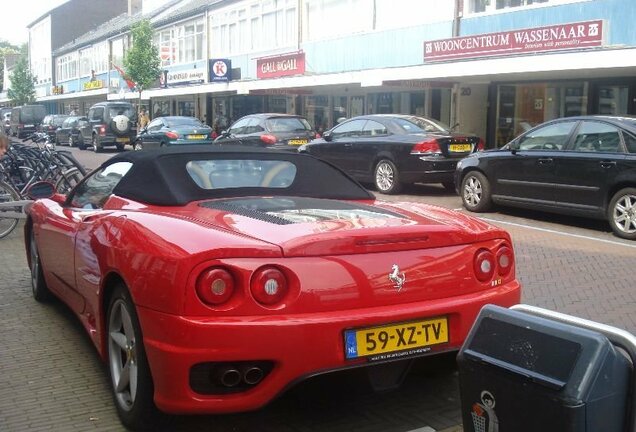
(209, 0, 297, 57)
(374, 0, 454, 30)
(303, 0, 371, 41)
(468, 0, 553, 14)
(154, 18, 205, 67)
(56, 53, 78, 82)
(111, 37, 129, 69)
(78, 42, 109, 78)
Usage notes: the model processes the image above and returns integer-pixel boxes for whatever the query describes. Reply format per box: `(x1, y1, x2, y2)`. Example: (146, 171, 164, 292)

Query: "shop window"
(152, 100, 171, 118)
(469, 0, 550, 14)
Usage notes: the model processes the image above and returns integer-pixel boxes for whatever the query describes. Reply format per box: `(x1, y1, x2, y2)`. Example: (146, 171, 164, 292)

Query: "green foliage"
(8, 51, 36, 105)
(0, 40, 20, 91)
(123, 19, 161, 97)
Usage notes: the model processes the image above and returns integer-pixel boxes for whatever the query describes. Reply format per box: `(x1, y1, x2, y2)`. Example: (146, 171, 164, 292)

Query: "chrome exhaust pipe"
(219, 368, 241, 387)
(242, 366, 264, 385)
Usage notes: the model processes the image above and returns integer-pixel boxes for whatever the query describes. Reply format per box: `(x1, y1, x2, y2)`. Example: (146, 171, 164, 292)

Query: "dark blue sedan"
(133, 116, 213, 150)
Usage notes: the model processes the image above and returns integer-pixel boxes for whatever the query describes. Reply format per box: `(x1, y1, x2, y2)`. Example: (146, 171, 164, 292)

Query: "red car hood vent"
(195, 197, 497, 256)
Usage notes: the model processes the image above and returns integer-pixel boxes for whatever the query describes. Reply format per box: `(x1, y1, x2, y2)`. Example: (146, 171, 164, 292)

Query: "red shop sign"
(424, 20, 604, 62)
(257, 52, 306, 79)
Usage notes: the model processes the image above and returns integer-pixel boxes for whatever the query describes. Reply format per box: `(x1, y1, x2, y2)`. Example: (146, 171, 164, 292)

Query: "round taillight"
(474, 249, 495, 282)
(260, 134, 277, 145)
(497, 246, 513, 276)
(250, 267, 288, 305)
(196, 268, 235, 305)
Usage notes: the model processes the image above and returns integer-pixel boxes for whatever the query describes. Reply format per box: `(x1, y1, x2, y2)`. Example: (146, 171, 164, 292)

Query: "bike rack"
(0, 199, 32, 219)
(510, 304, 636, 432)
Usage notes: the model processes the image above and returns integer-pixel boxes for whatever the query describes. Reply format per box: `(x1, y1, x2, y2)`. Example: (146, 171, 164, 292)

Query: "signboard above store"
(424, 20, 604, 62)
(83, 80, 104, 91)
(209, 59, 232, 82)
(257, 52, 306, 79)
(166, 68, 205, 86)
(383, 80, 455, 89)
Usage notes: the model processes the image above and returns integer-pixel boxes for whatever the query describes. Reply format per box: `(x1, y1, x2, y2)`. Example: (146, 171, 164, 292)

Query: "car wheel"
(68, 135, 75, 147)
(30, 229, 53, 302)
(133, 141, 143, 151)
(608, 187, 636, 240)
(92, 135, 101, 153)
(116, 144, 125, 151)
(107, 284, 159, 430)
(78, 136, 86, 150)
(461, 171, 492, 212)
(374, 159, 402, 194)
(442, 181, 455, 191)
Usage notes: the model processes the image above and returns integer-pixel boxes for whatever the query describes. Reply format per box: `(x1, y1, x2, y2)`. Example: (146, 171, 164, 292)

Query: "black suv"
(86, 101, 137, 152)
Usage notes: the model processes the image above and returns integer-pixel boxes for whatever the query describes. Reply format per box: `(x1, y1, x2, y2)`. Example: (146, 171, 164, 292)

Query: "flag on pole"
(112, 63, 136, 90)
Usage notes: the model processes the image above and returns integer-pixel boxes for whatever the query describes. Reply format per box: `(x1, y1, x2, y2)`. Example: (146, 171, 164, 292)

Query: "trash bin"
(457, 305, 631, 432)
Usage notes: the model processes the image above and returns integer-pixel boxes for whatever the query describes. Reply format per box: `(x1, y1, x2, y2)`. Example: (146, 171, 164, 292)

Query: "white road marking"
(477, 216, 636, 249)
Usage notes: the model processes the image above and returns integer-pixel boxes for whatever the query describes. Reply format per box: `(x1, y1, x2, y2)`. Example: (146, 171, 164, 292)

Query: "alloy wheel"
(375, 162, 394, 192)
(612, 192, 636, 235)
(108, 299, 138, 412)
(463, 176, 482, 208)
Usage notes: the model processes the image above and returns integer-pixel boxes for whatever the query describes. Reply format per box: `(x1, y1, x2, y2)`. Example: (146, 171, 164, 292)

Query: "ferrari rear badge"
(388, 264, 406, 291)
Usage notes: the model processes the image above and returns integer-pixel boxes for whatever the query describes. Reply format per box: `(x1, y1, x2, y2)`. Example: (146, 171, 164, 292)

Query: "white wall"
(457, 83, 488, 139)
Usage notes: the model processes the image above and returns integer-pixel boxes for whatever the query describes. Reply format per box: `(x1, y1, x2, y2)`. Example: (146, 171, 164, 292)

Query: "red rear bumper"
(138, 281, 520, 414)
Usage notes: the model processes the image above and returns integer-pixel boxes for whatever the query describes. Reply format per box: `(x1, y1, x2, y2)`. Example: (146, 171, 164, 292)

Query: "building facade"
(25, 0, 636, 147)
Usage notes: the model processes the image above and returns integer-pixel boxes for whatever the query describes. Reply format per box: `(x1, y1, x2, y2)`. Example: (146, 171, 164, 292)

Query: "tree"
(123, 19, 161, 111)
(0, 40, 20, 91)
(8, 48, 36, 105)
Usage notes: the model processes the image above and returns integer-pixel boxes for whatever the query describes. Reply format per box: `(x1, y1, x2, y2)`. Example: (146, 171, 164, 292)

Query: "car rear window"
(108, 106, 135, 119)
(265, 117, 311, 133)
(21, 106, 46, 124)
(166, 117, 204, 127)
(186, 159, 297, 189)
(395, 117, 449, 134)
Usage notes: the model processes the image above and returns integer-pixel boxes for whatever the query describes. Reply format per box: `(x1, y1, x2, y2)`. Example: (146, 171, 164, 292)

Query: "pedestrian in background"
(0, 132, 10, 157)
(138, 107, 150, 129)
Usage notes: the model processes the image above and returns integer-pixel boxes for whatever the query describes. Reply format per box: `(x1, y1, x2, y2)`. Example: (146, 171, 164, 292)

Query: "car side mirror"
(322, 130, 333, 142)
(26, 181, 56, 199)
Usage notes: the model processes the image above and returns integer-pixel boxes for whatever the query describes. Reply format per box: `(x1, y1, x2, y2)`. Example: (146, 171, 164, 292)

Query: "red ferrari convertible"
(25, 147, 520, 430)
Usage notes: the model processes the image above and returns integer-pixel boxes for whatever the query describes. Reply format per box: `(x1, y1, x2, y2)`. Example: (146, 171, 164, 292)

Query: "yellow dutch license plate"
(188, 134, 206, 140)
(288, 139, 308, 145)
(115, 137, 130, 143)
(344, 317, 449, 360)
(449, 143, 471, 152)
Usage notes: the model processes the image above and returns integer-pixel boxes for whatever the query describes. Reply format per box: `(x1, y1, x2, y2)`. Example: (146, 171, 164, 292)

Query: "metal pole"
(511, 304, 636, 432)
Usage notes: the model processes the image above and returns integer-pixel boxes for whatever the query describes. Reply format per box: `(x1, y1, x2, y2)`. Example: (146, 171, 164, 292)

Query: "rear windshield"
(20, 106, 47, 123)
(166, 117, 204, 127)
(108, 105, 136, 120)
(186, 159, 297, 189)
(395, 117, 449, 134)
(265, 117, 312, 133)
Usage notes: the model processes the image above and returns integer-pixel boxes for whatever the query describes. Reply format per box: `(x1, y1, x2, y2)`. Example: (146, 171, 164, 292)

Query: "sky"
(0, 0, 69, 46)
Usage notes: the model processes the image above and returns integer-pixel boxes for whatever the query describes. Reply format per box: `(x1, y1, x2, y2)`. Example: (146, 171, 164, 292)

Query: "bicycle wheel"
(0, 180, 21, 239)
(54, 168, 84, 194)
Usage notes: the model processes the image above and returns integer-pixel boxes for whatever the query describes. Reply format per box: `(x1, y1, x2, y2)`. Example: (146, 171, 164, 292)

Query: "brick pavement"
(2, 207, 635, 432)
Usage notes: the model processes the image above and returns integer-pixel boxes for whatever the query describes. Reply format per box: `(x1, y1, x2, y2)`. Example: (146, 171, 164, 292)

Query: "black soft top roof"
(108, 146, 375, 206)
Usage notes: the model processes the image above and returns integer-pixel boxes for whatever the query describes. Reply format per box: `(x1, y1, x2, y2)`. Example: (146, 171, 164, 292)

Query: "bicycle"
(0, 133, 87, 238)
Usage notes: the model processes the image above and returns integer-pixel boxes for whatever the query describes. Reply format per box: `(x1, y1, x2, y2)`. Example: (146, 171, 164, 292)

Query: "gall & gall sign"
(424, 20, 604, 62)
(257, 52, 305, 79)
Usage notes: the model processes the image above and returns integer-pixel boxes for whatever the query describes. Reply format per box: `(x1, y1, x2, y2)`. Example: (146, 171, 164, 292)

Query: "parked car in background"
(10, 104, 47, 138)
(39, 114, 69, 140)
(86, 101, 137, 152)
(300, 114, 484, 194)
(455, 115, 636, 240)
(55, 116, 91, 147)
(26, 146, 520, 430)
(133, 116, 213, 150)
(214, 113, 319, 151)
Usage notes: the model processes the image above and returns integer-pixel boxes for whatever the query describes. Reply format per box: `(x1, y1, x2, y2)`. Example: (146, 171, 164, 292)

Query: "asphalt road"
(1, 145, 635, 432)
